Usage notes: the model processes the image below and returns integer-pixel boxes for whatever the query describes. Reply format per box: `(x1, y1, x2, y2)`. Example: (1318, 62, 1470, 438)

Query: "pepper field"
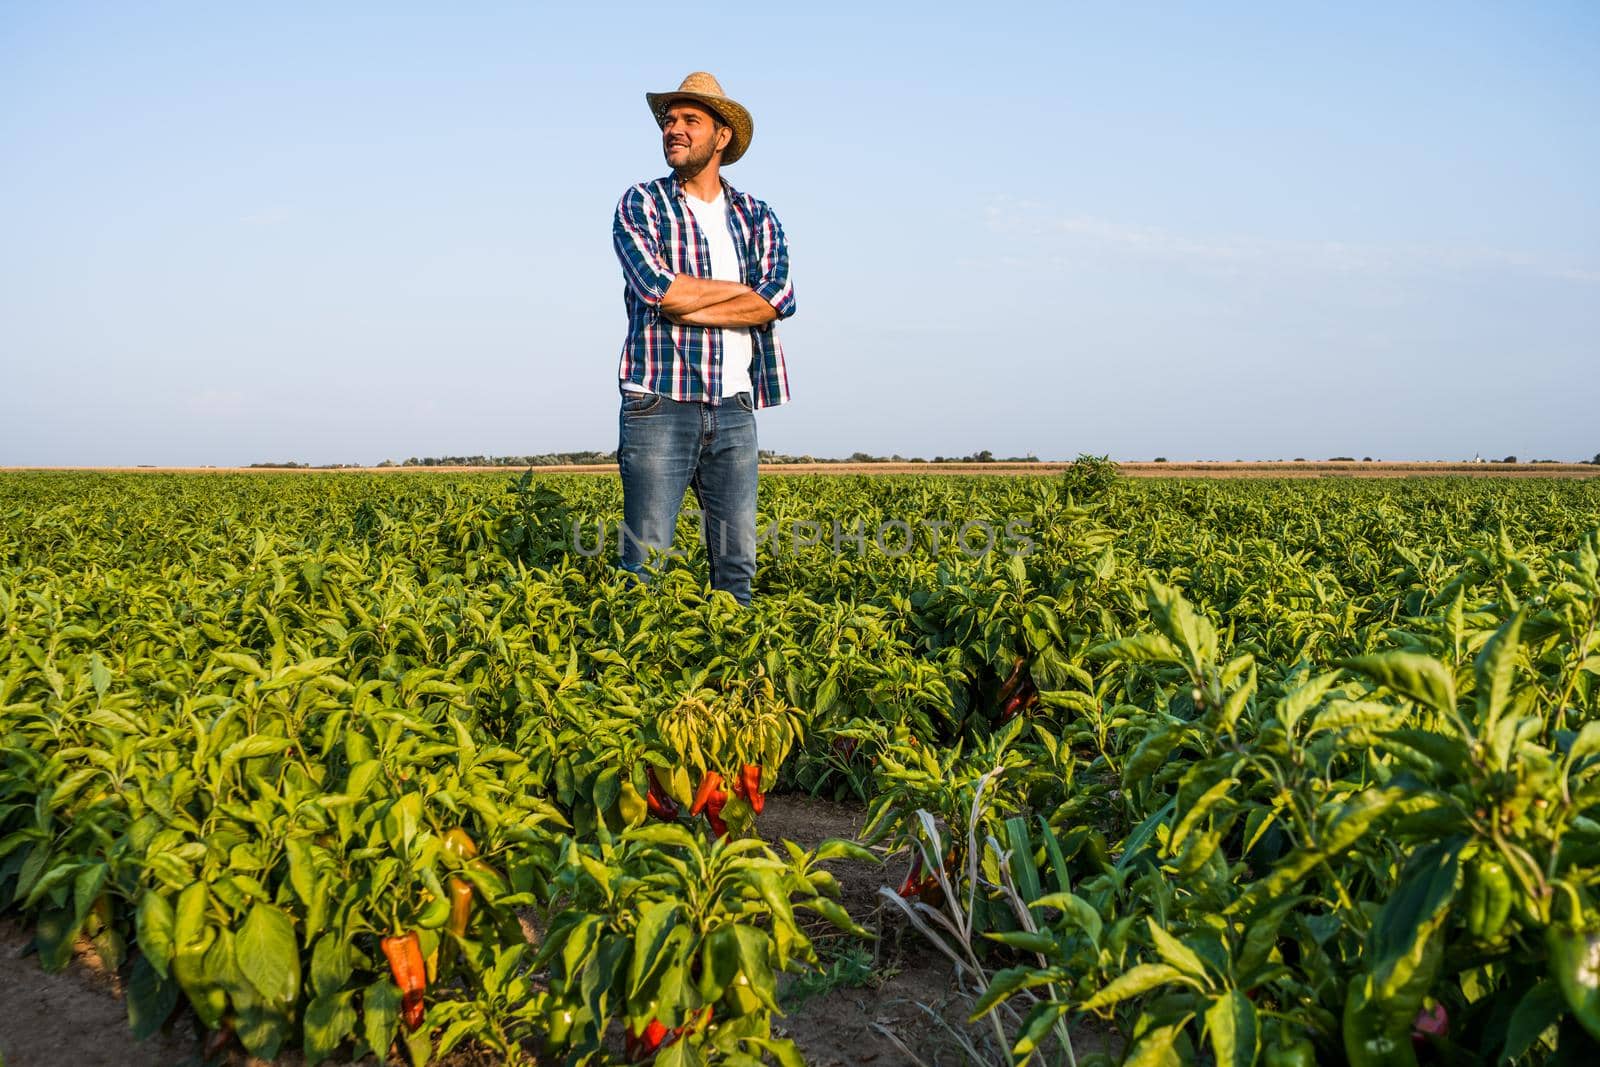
(2, 469, 1599, 1066)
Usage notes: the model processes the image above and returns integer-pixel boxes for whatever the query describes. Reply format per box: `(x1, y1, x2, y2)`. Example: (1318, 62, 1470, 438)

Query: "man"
(611, 72, 796, 606)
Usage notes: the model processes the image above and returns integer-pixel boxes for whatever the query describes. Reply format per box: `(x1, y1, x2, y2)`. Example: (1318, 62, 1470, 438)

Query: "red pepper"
(995, 656, 1028, 706)
(1000, 681, 1039, 722)
(625, 1006, 713, 1061)
(705, 789, 729, 839)
(381, 931, 427, 1031)
(624, 1017, 670, 1061)
(734, 764, 765, 815)
(898, 852, 927, 898)
(646, 774, 679, 821)
(1412, 1000, 1449, 1048)
(899, 848, 958, 905)
(689, 772, 724, 816)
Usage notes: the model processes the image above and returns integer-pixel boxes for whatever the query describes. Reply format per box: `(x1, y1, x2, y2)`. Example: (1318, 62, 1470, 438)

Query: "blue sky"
(3, 1, 1596, 465)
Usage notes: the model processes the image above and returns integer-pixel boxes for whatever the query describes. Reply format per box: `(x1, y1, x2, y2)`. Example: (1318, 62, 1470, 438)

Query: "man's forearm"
(667, 291, 778, 328)
(659, 274, 752, 315)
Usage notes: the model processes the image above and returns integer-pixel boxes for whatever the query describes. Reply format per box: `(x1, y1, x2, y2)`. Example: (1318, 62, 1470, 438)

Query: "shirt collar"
(664, 172, 737, 203)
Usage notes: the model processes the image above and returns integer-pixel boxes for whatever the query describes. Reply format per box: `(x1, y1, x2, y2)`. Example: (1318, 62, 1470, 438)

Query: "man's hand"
(665, 291, 779, 328)
(659, 274, 752, 317)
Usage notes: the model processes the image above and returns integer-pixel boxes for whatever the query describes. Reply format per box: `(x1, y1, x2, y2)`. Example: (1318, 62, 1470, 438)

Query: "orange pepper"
(380, 931, 427, 1031)
(689, 772, 724, 816)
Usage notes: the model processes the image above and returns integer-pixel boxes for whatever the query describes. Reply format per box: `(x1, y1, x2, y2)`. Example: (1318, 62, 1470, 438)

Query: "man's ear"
(717, 125, 732, 155)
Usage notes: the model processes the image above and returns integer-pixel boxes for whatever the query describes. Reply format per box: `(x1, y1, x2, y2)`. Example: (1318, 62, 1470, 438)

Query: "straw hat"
(646, 72, 754, 165)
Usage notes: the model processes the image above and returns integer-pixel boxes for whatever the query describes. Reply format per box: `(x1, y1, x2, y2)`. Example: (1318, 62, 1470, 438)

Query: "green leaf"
(89, 653, 111, 698)
(811, 838, 878, 864)
(1123, 1018, 1188, 1067)
(698, 924, 742, 1004)
(1368, 840, 1461, 982)
(1499, 979, 1564, 1063)
(1079, 963, 1190, 1011)
(1474, 609, 1525, 728)
(1146, 579, 1218, 670)
(233, 991, 290, 1059)
(284, 835, 316, 906)
(984, 929, 1057, 954)
(303, 990, 358, 1065)
(310, 932, 351, 997)
(1340, 651, 1456, 716)
(799, 896, 873, 938)
(1147, 920, 1211, 984)
(1089, 632, 1184, 665)
(627, 899, 682, 999)
(1566, 721, 1600, 774)
(1204, 989, 1257, 1067)
(1012, 999, 1071, 1060)
(1168, 778, 1236, 856)
(136, 891, 176, 980)
(1383, 729, 1472, 781)
(1037, 816, 1073, 896)
(971, 965, 1068, 1020)
(731, 923, 780, 1013)
(1005, 816, 1043, 906)
(745, 1037, 807, 1067)
(1033, 892, 1103, 945)
(622, 823, 701, 850)
(235, 901, 300, 1003)
(362, 976, 401, 1059)
(1276, 672, 1338, 734)
(127, 953, 179, 1040)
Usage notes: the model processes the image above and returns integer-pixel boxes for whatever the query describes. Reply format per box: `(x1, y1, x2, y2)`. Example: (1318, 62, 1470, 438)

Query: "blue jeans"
(617, 387, 759, 605)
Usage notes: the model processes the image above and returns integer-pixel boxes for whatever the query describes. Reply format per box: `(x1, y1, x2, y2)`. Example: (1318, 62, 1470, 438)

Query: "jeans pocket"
(622, 392, 663, 416)
(735, 392, 754, 413)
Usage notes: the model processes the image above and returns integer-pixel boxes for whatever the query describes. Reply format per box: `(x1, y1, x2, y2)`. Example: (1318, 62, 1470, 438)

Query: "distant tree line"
(251, 451, 1044, 467)
(396, 452, 617, 467)
(246, 449, 1600, 469)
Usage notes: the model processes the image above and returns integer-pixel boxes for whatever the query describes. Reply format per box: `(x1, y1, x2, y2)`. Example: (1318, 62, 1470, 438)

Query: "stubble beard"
(666, 136, 720, 181)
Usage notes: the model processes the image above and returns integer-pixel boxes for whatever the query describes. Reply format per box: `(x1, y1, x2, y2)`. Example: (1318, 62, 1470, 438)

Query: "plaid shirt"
(613, 173, 795, 408)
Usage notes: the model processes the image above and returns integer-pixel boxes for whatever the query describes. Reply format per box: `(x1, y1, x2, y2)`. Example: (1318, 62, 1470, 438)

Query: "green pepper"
(1263, 1036, 1317, 1067)
(442, 827, 478, 861)
(415, 887, 453, 930)
(1343, 925, 1441, 1067)
(1464, 856, 1512, 941)
(1545, 918, 1600, 1041)
(618, 779, 647, 827)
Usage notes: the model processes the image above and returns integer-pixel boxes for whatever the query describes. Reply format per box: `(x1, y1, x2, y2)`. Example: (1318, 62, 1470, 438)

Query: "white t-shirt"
(685, 191, 754, 398)
(621, 190, 753, 398)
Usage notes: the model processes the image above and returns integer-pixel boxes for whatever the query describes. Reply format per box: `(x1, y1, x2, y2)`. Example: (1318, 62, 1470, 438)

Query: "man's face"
(660, 101, 729, 174)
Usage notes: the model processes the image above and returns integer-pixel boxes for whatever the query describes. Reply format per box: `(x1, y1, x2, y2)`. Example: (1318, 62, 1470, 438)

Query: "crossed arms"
(613, 186, 797, 329)
(659, 276, 776, 327)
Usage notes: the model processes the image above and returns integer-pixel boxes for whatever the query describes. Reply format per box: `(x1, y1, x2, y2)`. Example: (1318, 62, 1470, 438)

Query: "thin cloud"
(985, 197, 1599, 284)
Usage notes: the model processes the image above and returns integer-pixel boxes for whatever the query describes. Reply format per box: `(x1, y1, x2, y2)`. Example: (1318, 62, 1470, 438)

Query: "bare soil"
(5, 462, 1598, 479)
(0, 918, 201, 1067)
(760, 795, 978, 1066)
(760, 795, 1113, 1066)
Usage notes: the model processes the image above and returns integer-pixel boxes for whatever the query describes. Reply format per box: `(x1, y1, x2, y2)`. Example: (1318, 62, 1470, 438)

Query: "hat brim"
(645, 90, 753, 165)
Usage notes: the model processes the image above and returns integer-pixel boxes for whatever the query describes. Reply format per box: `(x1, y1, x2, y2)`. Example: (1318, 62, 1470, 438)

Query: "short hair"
(658, 99, 727, 131)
